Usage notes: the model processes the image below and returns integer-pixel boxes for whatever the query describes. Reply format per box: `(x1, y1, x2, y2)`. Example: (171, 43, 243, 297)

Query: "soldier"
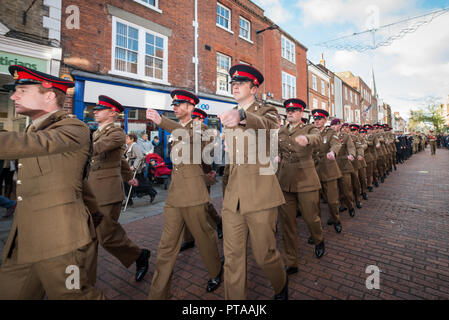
(219, 64, 287, 300)
(374, 124, 386, 184)
(0, 65, 104, 299)
(347, 124, 363, 209)
(311, 109, 343, 233)
(331, 119, 357, 217)
(146, 90, 223, 299)
(429, 130, 437, 155)
(277, 99, 325, 273)
(361, 125, 378, 192)
(180, 107, 223, 252)
(86, 95, 151, 282)
(355, 126, 369, 200)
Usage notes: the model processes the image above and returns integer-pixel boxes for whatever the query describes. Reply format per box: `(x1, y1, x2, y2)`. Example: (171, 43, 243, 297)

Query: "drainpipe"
(193, 0, 199, 94)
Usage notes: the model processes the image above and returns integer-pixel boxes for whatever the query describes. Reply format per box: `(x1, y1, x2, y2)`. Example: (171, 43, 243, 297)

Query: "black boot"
(307, 236, 314, 245)
(334, 221, 342, 233)
(315, 241, 325, 258)
(180, 241, 195, 252)
(274, 276, 289, 300)
(356, 202, 362, 209)
(135, 249, 151, 282)
(339, 206, 347, 212)
(362, 192, 368, 200)
(381, 176, 385, 183)
(206, 264, 223, 292)
(374, 181, 379, 188)
(216, 222, 223, 239)
(285, 266, 298, 275)
(349, 208, 355, 217)
(367, 186, 373, 192)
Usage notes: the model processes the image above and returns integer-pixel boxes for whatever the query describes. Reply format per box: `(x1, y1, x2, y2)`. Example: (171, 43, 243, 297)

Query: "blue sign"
(199, 103, 210, 111)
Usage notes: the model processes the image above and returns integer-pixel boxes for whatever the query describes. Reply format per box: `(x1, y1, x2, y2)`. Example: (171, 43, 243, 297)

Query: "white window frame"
(350, 91, 353, 103)
(216, 2, 233, 34)
(355, 109, 361, 124)
(321, 102, 326, 110)
(313, 98, 318, 109)
(133, 0, 162, 14)
(281, 35, 295, 64)
(355, 94, 358, 105)
(312, 75, 317, 91)
(331, 84, 334, 96)
(216, 52, 232, 97)
(321, 80, 326, 95)
(344, 105, 352, 122)
(332, 103, 335, 116)
(239, 16, 253, 44)
(110, 16, 169, 85)
(345, 87, 348, 100)
(282, 71, 296, 100)
(128, 109, 139, 120)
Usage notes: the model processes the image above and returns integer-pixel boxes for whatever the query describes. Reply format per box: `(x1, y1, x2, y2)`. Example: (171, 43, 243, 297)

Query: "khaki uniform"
(376, 132, 386, 180)
(313, 127, 342, 223)
(277, 122, 322, 268)
(336, 132, 356, 211)
(357, 135, 368, 194)
(86, 123, 142, 273)
(149, 117, 221, 300)
(222, 101, 286, 300)
(349, 134, 362, 204)
(364, 133, 378, 188)
(430, 134, 437, 155)
(0, 110, 104, 299)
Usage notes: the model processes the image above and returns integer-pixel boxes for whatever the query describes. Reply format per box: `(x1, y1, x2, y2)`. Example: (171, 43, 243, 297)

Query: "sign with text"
(0, 51, 47, 74)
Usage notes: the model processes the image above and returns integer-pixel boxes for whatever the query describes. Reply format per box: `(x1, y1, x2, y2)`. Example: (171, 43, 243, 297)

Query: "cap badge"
(233, 71, 239, 77)
(42, 81, 52, 89)
(14, 71, 19, 80)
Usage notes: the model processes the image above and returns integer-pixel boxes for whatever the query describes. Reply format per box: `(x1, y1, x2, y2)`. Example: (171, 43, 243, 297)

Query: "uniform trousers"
(358, 166, 367, 194)
(321, 179, 341, 223)
(351, 170, 361, 203)
(148, 203, 221, 300)
(279, 190, 322, 268)
(431, 142, 436, 155)
(0, 238, 105, 300)
(377, 156, 385, 179)
(366, 161, 374, 187)
(222, 206, 286, 300)
(338, 173, 354, 210)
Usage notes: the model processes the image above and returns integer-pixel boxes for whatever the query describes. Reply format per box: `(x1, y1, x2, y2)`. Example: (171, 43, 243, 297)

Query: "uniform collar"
(32, 110, 59, 129)
(98, 121, 115, 132)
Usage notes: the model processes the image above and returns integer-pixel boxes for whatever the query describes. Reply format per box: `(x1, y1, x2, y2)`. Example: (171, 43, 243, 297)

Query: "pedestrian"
(219, 64, 287, 300)
(0, 65, 104, 299)
(277, 100, 325, 274)
(138, 133, 154, 179)
(146, 89, 223, 299)
(86, 95, 151, 283)
(152, 136, 164, 158)
(429, 130, 437, 156)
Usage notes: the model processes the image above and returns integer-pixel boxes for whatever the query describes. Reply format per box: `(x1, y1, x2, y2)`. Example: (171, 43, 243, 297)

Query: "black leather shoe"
(180, 241, 195, 252)
(327, 218, 335, 226)
(334, 222, 342, 233)
(374, 181, 379, 187)
(349, 208, 355, 217)
(339, 206, 347, 212)
(315, 241, 325, 258)
(362, 192, 368, 200)
(356, 202, 362, 209)
(296, 210, 302, 217)
(216, 223, 223, 239)
(206, 265, 223, 292)
(367, 186, 373, 192)
(274, 277, 288, 300)
(307, 236, 314, 245)
(285, 266, 298, 275)
(381, 177, 385, 183)
(135, 249, 151, 282)
(394, 166, 397, 171)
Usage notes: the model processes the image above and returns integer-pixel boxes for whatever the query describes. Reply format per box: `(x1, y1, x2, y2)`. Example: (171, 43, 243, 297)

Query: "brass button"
(17, 196, 23, 201)
(17, 180, 22, 185)
(18, 163, 23, 168)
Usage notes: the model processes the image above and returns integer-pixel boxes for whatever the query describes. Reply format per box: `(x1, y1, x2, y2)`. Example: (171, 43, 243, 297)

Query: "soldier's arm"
(0, 120, 90, 159)
(243, 107, 279, 130)
(121, 157, 134, 181)
(158, 116, 183, 133)
(355, 138, 364, 157)
(329, 132, 342, 156)
(345, 134, 356, 157)
(304, 126, 323, 147)
(93, 127, 126, 155)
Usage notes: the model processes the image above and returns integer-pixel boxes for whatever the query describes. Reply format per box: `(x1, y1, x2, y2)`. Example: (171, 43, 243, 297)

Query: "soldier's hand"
(219, 110, 241, 127)
(92, 212, 104, 228)
(326, 151, 335, 160)
(146, 109, 162, 125)
(376, 144, 381, 149)
(207, 170, 216, 180)
(295, 135, 309, 147)
(274, 155, 281, 163)
(358, 155, 364, 161)
(128, 178, 139, 187)
(348, 155, 355, 161)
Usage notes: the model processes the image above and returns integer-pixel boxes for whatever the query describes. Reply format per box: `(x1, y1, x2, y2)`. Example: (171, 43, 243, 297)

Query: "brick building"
(339, 78, 361, 124)
(0, 0, 63, 132)
(308, 59, 330, 118)
(59, 0, 308, 158)
(337, 71, 371, 124)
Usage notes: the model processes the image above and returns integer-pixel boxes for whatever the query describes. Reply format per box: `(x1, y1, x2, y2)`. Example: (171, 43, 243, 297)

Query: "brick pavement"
(2, 148, 448, 300)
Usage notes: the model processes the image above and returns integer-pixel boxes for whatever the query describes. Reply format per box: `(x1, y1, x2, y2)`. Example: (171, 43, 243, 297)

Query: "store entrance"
(0, 74, 27, 132)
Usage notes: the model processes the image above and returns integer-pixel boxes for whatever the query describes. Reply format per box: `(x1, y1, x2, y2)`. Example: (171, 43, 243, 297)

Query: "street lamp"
(256, 24, 279, 34)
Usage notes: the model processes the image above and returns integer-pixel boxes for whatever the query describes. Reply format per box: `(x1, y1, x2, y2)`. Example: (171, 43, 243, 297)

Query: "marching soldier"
(365, 124, 380, 188)
(347, 124, 363, 209)
(355, 126, 369, 200)
(86, 95, 151, 282)
(429, 130, 437, 155)
(311, 109, 343, 233)
(0, 65, 104, 299)
(331, 119, 357, 218)
(374, 124, 386, 184)
(181, 107, 223, 251)
(360, 125, 376, 193)
(146, 90, 223, 299)
(219, 64, 287, 300)
(277, 100, 325, 274)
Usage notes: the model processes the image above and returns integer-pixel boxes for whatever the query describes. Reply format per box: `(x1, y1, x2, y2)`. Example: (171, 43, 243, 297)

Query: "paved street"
(1, 147, 449, 299)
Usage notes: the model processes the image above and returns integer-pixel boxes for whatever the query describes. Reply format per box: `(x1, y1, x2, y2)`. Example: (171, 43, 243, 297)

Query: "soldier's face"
(93, 109, 115, 124)
(286, 109, 303, 124)
(331, 124, 341, 132)
(10, 84, 50, 118)
(173, 102, 193, 120)
(314, 118, 326, 128)
(231, 81, 257, 102)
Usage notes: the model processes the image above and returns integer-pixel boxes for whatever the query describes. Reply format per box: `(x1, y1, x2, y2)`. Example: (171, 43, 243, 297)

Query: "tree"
(409, 104, 447, 133)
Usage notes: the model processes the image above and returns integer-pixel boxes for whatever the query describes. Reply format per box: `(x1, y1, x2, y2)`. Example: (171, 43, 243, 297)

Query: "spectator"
(138, 133, 154, 155)
(0, 190, 17, 218)
(152, 136, 164, 158)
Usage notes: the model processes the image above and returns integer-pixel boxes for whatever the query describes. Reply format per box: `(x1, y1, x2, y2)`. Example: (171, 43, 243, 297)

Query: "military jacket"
(313, 127, 342, 182)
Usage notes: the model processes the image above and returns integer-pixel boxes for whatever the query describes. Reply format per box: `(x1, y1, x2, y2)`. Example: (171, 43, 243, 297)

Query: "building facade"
(0, 0, 63, 132)
(307, 60, 330, 118)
